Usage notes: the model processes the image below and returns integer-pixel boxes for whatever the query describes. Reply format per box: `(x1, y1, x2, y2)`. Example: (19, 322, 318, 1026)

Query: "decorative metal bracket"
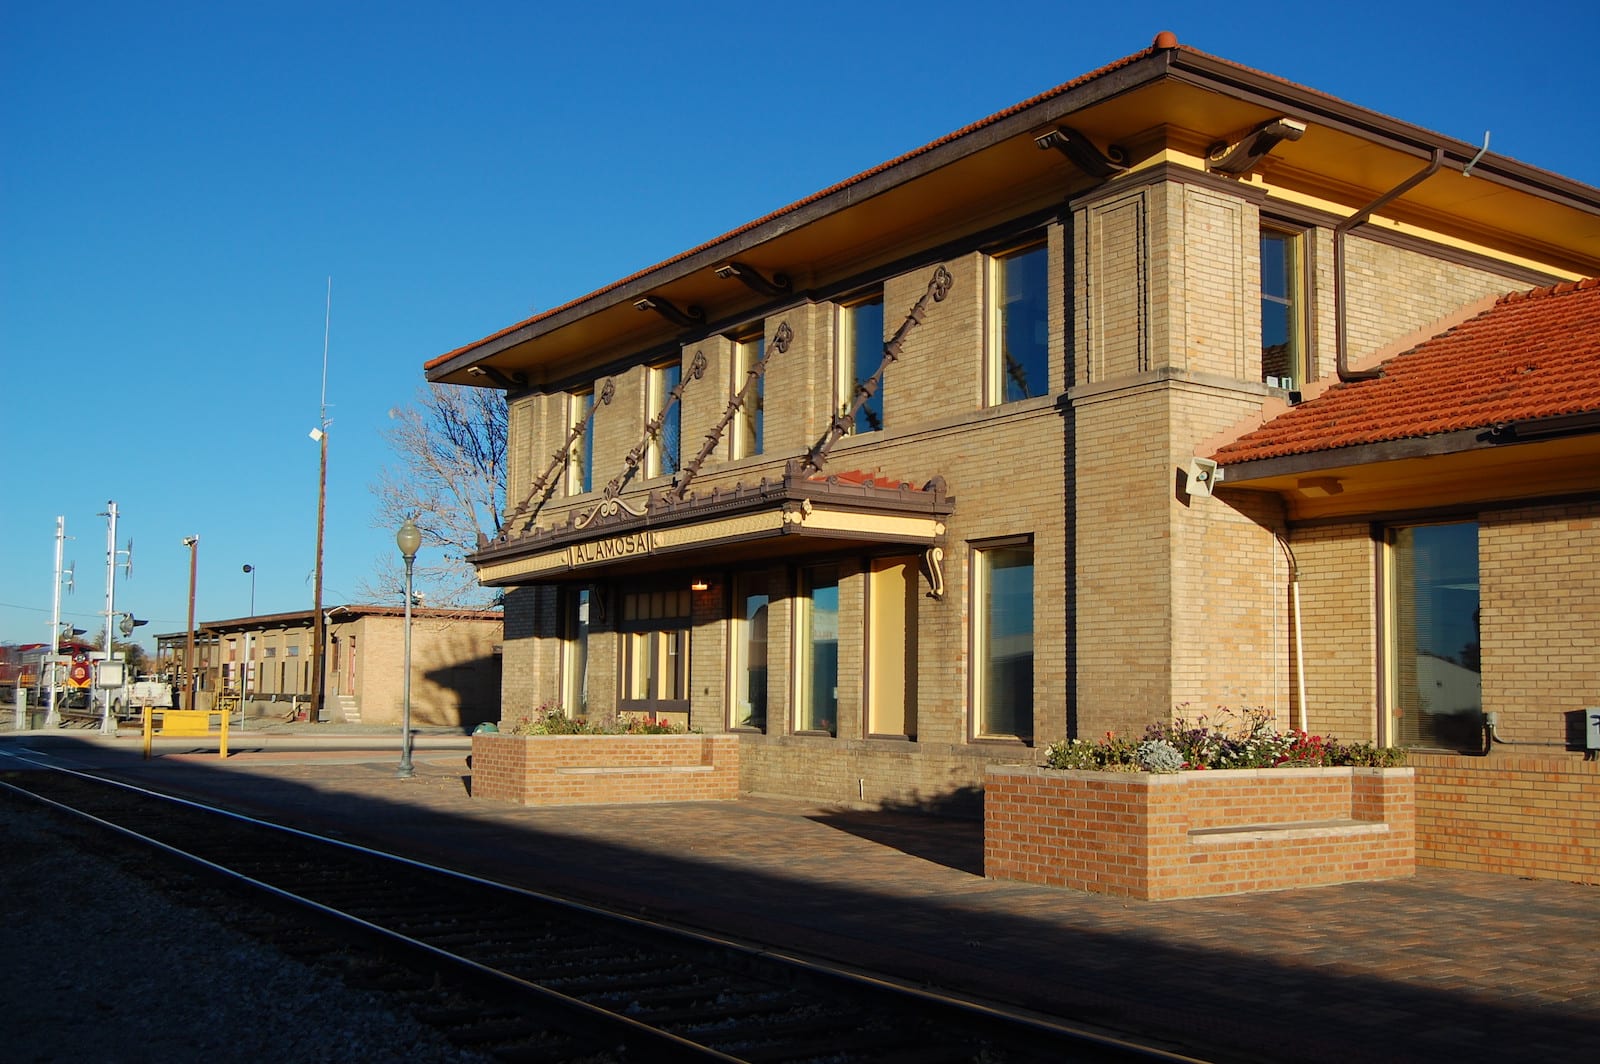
(604, 350, 707, 499)
(674, 321, 793, 499)
(633, 295, 705, 329)
(1207, 117, 1306, 176)
(1033, 126, 1128, 178)
(801, 265, 952, 477)
(713, 261, 792, 297)
(505, 377, 615, 537)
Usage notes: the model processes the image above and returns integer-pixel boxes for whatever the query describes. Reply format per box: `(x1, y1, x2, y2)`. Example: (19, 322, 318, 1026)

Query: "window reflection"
(976, 544, 1033, 740)
(1389, 522, 1480, 750)
(994, 245, 1048, 403)
(799, 567, 839, 735)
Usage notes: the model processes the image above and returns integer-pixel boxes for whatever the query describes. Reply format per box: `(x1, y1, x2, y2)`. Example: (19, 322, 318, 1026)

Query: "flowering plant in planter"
(1044, 706, 1405, 773)
(504, 703, 688, 736)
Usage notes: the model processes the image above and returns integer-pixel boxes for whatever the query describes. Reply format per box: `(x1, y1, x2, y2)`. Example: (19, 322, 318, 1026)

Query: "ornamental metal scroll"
(603, 349, 707, 501)
(673, 321, 794, 499)
(800, 264, 953, 477)
(506, 377, 615, 537)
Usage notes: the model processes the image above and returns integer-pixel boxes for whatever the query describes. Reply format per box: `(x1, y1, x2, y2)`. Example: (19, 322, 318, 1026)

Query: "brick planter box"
(985, 765, 1414, 900)
(471, 733, 739, 806)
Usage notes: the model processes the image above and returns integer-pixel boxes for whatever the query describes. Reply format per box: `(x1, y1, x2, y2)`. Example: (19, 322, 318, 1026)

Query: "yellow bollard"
(142, 706, 153, 759)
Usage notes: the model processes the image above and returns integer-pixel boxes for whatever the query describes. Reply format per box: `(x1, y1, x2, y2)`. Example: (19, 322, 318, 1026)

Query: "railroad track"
(1, 762, 1203, 1063)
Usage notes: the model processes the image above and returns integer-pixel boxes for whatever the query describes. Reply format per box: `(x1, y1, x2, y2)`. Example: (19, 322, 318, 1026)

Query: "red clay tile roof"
(1213, 278, 1600, 465)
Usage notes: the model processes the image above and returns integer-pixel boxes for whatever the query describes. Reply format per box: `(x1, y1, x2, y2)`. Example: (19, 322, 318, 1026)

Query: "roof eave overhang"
(1217, 419, 1600, 520)
(1165, 51, 1600, 211)
(428, 45, 1600, 388)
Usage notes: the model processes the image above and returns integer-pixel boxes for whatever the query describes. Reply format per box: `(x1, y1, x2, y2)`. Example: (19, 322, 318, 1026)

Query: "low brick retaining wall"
(985, 765, 1414, 900)
(1410, 752, 1599, 884)
(471, 733, 740, 806)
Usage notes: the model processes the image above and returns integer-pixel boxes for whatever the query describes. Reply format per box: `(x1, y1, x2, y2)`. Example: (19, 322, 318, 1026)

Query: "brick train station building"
(425, 34, 1599, 883)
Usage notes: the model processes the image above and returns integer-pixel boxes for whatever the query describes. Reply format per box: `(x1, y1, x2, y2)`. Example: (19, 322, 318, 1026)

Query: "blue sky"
(3, 1, 1596, 652)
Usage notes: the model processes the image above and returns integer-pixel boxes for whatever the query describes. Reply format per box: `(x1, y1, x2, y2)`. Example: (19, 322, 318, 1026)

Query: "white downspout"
(1277, 535, 1308, 733)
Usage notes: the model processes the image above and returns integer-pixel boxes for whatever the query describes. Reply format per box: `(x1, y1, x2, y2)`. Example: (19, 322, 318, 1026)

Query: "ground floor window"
(731, 573, 769, 731)
(1386, 521, 1480, 749)
(796, 565, 839, 735)
(867, 556, 918, 739)
(620, 588, 690, 717)
(973, 540, 1033, 741)
(561, 587, 590, 716)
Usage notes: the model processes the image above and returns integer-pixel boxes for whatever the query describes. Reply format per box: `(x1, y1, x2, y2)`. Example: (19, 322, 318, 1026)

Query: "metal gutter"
(1335, 148, 1444, 381)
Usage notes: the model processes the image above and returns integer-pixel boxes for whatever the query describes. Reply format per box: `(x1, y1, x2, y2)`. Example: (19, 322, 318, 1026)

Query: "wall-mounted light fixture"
(690, 579, 710, 592)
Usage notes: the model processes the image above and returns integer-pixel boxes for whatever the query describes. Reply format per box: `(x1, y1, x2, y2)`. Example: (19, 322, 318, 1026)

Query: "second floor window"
(650, 360, 681, 476)
(988, 242, 1049, 404)
(838, 293, 885, 433)
(1261, 226, 1306, 390)
(732, 332, 764, 459)
(567, 388, 594, 494)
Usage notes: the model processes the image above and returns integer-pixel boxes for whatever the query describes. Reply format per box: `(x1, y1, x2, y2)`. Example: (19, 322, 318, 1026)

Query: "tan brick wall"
(1480, 501, 1600, 743)
(681, 334, 735, 469)
(985, 764, 1415, 899)
(1172, 183, 1250, 380)
(762, 301, 830, 458)
(1339, 236, 1530, 370)
(739, 734, 1033, 812)
(593, 363, 646, 492)
(885, 255, 985, 420)
(340, 614, 500, 729)
(1169, 383, 1288, 722)
(1412, 753, 1600, 883)
(1076, 187, 1148, 382)
(688, 580, 727, 735)
(1286, 523, 1380, 743)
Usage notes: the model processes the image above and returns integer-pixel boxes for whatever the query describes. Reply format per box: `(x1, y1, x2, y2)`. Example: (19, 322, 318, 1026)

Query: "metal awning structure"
(470, 467, 955, 587)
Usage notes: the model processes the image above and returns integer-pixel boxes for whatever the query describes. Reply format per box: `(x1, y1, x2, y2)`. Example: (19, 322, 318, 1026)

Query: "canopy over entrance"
(471, 466, 955, 586)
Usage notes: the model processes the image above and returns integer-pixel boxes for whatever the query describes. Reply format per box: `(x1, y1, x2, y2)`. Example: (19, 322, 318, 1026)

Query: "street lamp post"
(182, 536, 199, 710)
(395, 517, 421, 779)
(241, 564, 255, 729)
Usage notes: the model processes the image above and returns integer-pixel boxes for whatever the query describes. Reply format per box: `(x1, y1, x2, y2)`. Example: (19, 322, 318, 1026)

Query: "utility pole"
(99, 502, 118, 734)
(309, 277, 331, 724)
(47, 516, 68, 726)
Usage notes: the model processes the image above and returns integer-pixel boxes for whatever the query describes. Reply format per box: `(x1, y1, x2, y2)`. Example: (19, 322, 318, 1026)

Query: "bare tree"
(366, 384, 506, 608)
